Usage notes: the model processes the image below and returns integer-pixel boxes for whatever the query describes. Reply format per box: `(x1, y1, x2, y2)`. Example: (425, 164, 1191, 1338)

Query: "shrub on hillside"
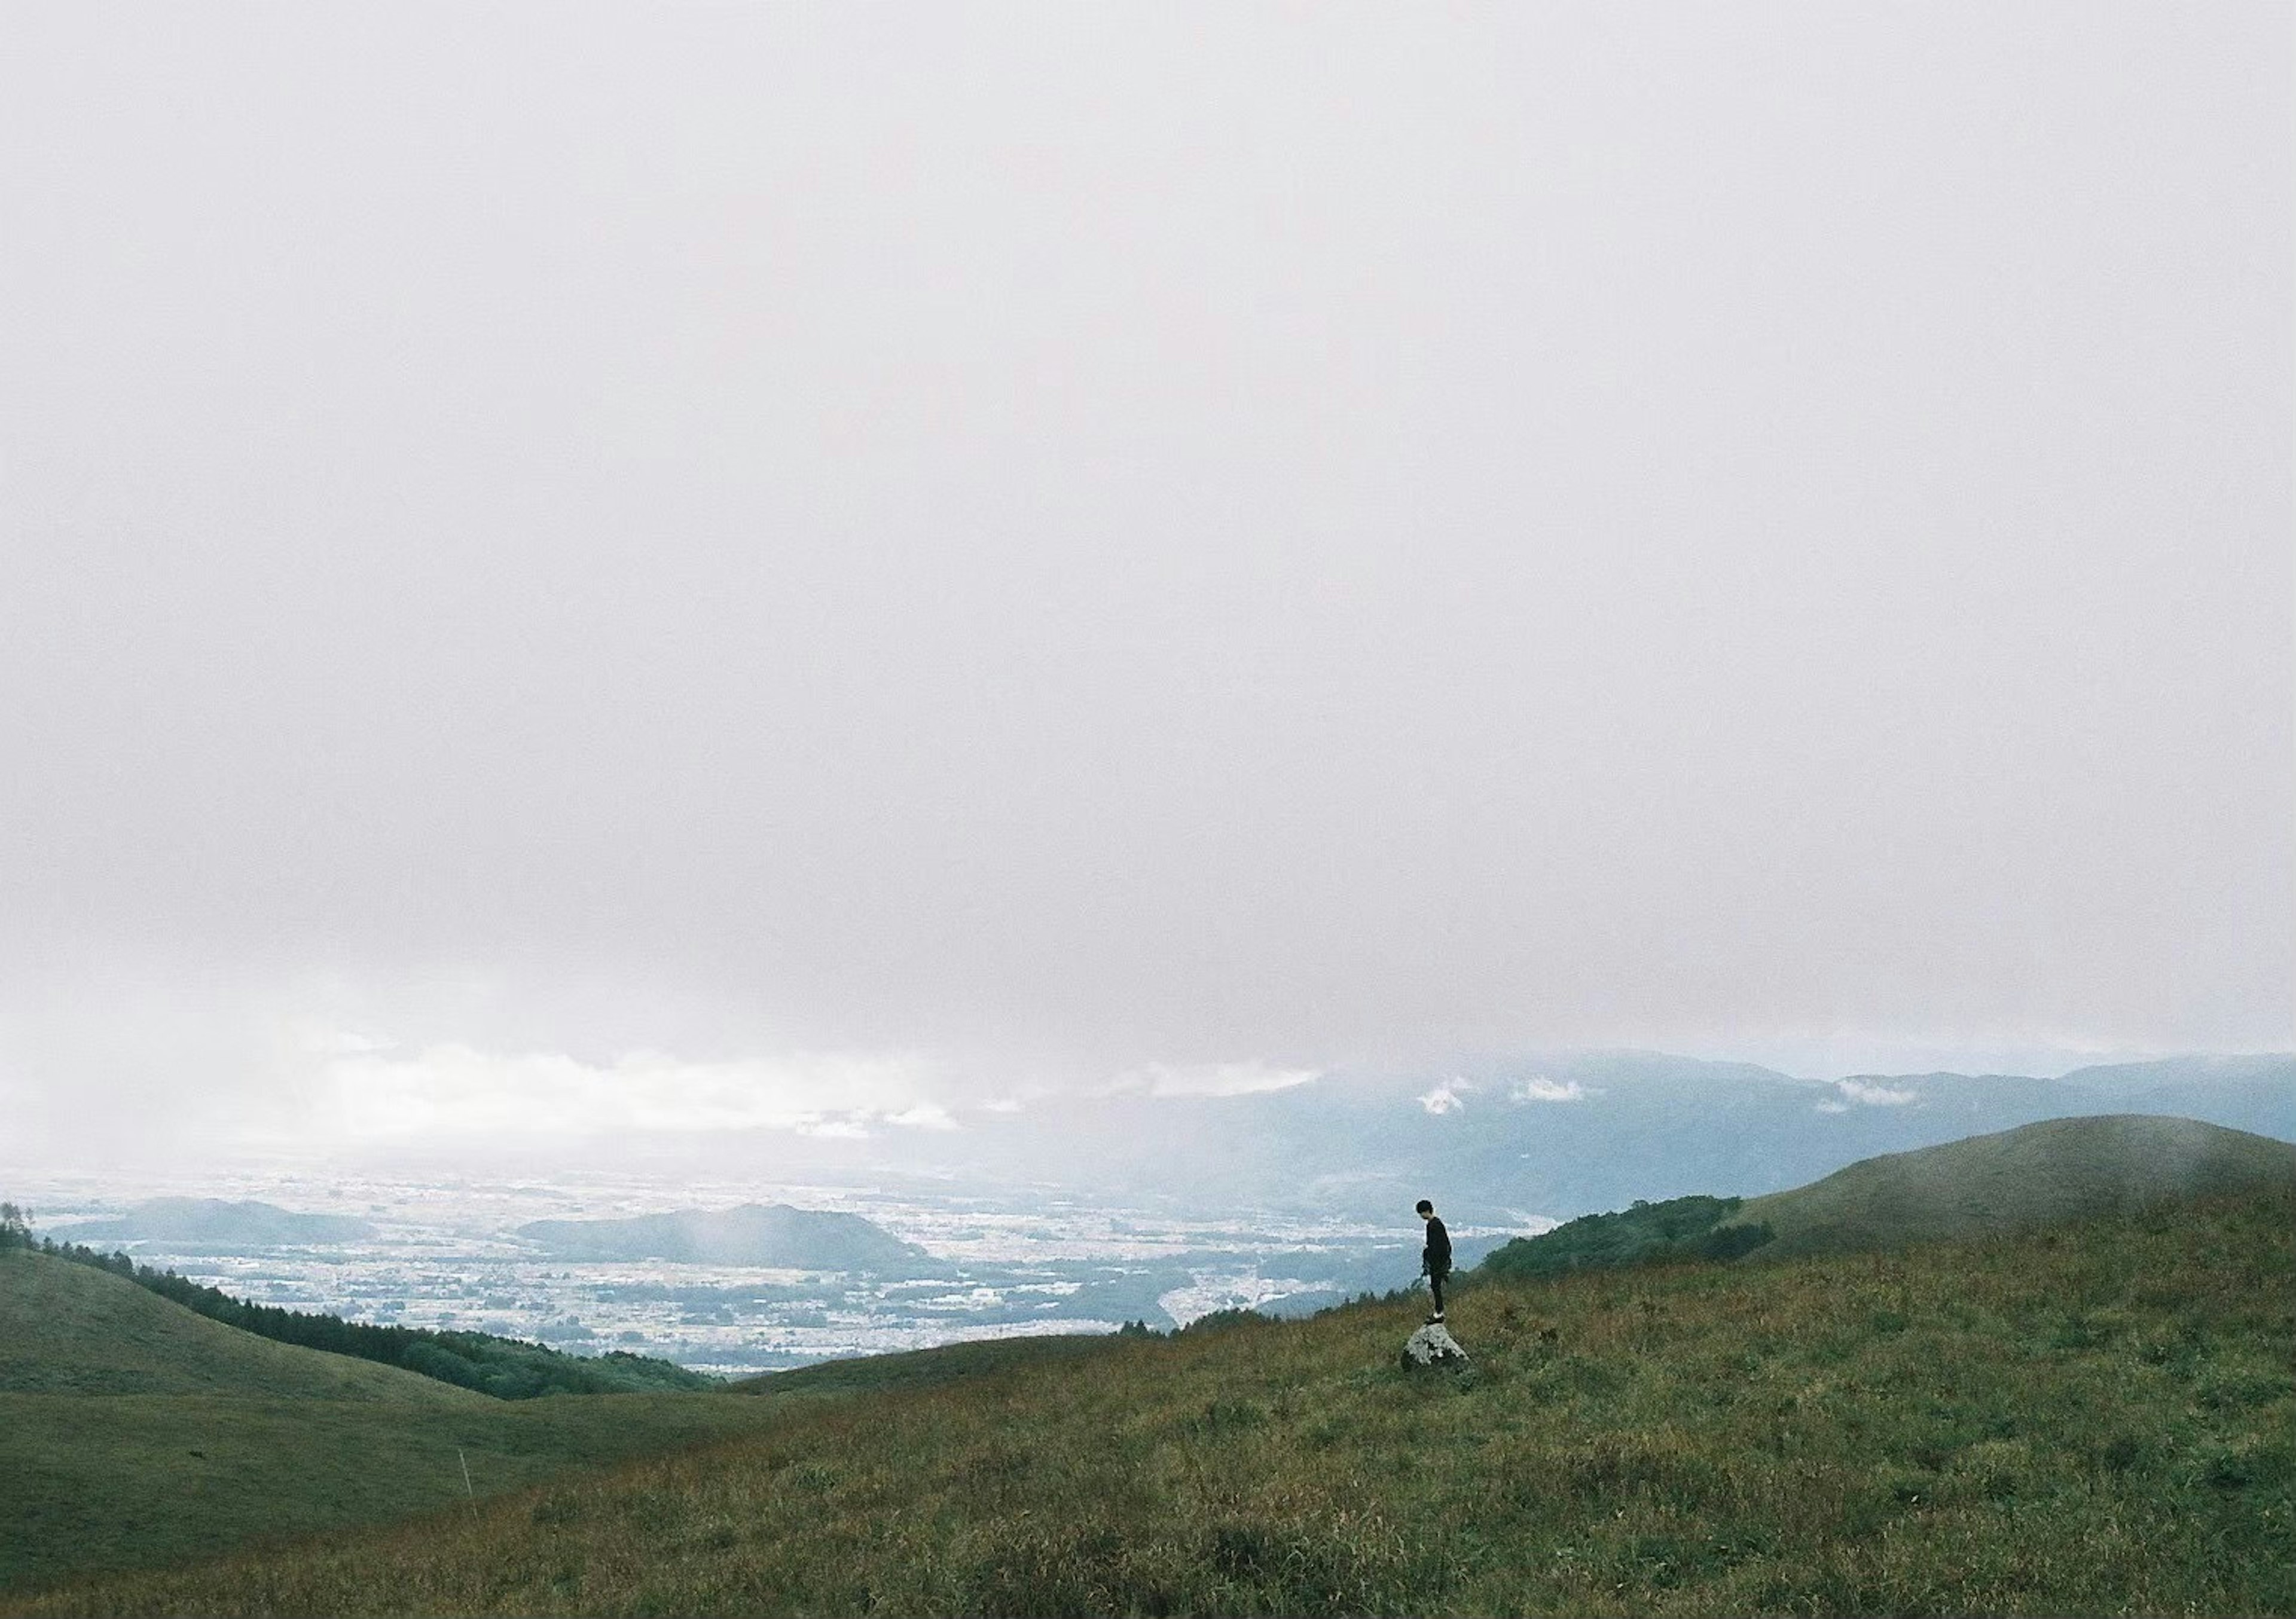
(1178, 1306, 1269, 1335)
(1480, 1194, 1774, 1280)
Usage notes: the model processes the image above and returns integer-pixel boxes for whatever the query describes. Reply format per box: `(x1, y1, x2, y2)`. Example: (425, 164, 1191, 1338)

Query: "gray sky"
(2, 5, 2289, 1157)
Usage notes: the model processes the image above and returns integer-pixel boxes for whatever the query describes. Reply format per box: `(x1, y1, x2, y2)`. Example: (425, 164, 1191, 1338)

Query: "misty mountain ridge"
(29, 1051, 2289, 1252)
(49, 1197, 377, 1249)
(875, 1049, 2296, 1221)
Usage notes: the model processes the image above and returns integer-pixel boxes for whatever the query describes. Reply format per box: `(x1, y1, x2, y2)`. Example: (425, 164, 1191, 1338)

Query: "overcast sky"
(2, 5, 2289, 1159)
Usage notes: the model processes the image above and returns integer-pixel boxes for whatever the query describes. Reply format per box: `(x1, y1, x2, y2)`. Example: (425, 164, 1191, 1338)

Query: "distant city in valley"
(2, 1175, 1461, 1376)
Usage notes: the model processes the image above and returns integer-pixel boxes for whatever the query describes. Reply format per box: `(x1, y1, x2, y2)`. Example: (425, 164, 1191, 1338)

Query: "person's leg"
(1430, 1269, 1446, 1319)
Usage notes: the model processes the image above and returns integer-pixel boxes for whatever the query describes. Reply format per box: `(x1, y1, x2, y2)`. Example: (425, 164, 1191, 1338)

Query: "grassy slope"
(731, 1331, 1119, 1398)
(19, 1188, 2293, 1618)
(0, 1248, 473, 1401)
(0, 1252, 788, 1597)
(1731, 1114, 2296, 1259)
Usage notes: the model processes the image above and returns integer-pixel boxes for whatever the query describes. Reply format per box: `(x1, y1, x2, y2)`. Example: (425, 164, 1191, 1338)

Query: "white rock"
(1402, 1322, 1470, 1368)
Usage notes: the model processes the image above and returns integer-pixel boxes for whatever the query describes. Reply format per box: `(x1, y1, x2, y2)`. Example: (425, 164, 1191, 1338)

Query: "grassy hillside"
(0, 1248, 471, 1401)
(1729, 1114, 2296, 1259)
(732, 1331, 1117, 1398)
(17, 1187, 2292, 1617)
(1473, 1115, 2296, 1283)
(2, 1217, 715, 1398)
(0, 1251, 786, 1596)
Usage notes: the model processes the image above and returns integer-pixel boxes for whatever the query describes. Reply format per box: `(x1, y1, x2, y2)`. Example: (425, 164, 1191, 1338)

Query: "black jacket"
(1422, 1215, 1451, 1276)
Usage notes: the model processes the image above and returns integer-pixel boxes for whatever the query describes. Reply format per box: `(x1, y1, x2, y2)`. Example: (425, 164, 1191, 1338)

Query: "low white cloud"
(1418, 1082, 1466, 1115)
(286, 1022, 396, 1058)
(1509, 1076, 1589, 1103)
(314, 1041, 944, 1142)
(1834, 1078, 1918, 1107)
(793, 1117, 874, 1140)
(1113, 1061, 1322, 1099)
(1813, 1098, 1851, 1114)
(885, 1103, 959, 1131)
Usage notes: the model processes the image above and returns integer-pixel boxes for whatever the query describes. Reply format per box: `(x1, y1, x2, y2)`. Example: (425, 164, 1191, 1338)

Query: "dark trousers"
(1428, 1269, 1448, 1315)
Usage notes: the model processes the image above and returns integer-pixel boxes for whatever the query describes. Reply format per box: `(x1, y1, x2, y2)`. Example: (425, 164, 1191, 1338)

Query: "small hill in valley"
(50, 1194, 376, 1240)
(51, 1198, 375, 1249)
(517, 1203, 929, 1272)
(0, 1248, 467, 1401)
(1727, 1113, 2296, 1258)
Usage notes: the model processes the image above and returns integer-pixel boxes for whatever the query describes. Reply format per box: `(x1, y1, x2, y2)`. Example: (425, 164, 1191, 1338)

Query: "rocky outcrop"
(1402, 1322, 1470, 1368)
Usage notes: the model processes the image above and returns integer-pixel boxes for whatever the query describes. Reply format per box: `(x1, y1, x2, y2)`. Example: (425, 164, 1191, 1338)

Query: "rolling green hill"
(1727, 1114, 2296, 1259)
(0, 1248, 472, 1401)
(1476, 1114, 2296, 1281)
(3, 1218, 714, 1398)
(12, 1184, 2293, 1617)
(0, 1250, 784, 1597)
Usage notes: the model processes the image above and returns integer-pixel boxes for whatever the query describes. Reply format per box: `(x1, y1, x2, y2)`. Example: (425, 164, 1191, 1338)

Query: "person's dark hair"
(1415, 1199, 1434, 1215)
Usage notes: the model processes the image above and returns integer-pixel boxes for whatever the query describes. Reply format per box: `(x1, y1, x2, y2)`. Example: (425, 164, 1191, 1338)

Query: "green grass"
(18, 1186, 2292, 1617)
(731, 1331, 1119, 1398)
(0, 1251, 787, 1596)
(0, 1391, 791, 1597)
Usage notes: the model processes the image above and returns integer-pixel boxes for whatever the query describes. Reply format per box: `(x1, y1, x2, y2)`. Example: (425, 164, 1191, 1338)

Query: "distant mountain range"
(515, 1203, 930, 1273)
(35, 1051, 2295, 1255)
(909, 1050, 2296, 1221)
(51, 1197, 377, 1249)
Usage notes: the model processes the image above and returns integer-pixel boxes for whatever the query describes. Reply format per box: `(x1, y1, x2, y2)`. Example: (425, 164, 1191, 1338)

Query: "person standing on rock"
(1417, 1199, 1451, 1324)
